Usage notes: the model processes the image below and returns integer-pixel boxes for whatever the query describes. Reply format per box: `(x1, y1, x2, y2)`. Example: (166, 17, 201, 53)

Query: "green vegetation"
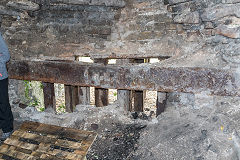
(39, 107, 45, 112)
(23, 80, 31, 100)
(57, 104, 66, 113)
(23, 81, 44, 110)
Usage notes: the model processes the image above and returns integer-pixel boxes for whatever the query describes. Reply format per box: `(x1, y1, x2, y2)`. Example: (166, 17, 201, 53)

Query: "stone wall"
(0, 0, 125, 58)
(108, 0, 240, 66)
(0, 0, 240, 65)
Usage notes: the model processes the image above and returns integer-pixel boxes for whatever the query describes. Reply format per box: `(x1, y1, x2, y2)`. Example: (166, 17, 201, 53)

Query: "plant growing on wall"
(23, 80, 44, 110)
(57, 103, 66, 113)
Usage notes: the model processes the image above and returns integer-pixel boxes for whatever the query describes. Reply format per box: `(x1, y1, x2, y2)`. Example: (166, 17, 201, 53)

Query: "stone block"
(204, 22, 214, 29)
(165, 23, 177, 30)
(154, 31, 166, 38)
(84, 5, 111, 12)
(165, 30, 176, 35)
(98, 27, 112, 35)
(168, 1, 194, 13)
(222, 0, 240, 3)
(86, 26, 111, 35)
(0, 5, 19, 16)
(45, 4, 85, 11)
(139, 25, 154, 32)
(89, 19, 113, 26)
(138, 31, 156, 40)
(215, 25, 240, 39)
(176, 24, 184, 34)
(154, 14, 173, 23)
(164, 0, 191, 5)
(90, 0, 126, 8)
(29, 0, 50, 5)
(50, 0, 125, 8)
(154, 22, 166, 31)
(201, 4, 240, 21)
(50, 0, 91, 5)
(186, 31, 201, 41)
(173, 11, 200, 24)
(7, 0, 39, 11)
(99, 11, 116, 20)
(136, 15, 154, 25)
(182, 24, 202, 31)
(170, 5, 182, 12)
(128, 24, 140, 31)
(202, 29, 213, 36)
(126, 31, 160, 41)
(217, 16, 240, 28)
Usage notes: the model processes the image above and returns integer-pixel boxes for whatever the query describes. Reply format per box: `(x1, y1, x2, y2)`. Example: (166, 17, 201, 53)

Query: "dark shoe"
(1, 131, 13, 141)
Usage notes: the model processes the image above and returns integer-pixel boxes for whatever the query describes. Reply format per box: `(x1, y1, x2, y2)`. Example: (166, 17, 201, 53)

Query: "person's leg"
(0, 78, 13, 134)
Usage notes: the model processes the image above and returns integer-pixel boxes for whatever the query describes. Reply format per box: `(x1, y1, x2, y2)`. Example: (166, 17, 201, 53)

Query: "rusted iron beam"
(94, 59, 109, 107)
(95, 88, 109, 107)
(156, 92, 168, 117)
(78, 87, 90, 105)
(74, 56, 90, 106)
(134, 90, 144, 112)
(7, 60, 240, 97)
(42, 82, 56, 111)
(117, 89, 132, 111)
(156, 57, 170, 115)
(65, 85, 78, 112)
(133, 59, 145, 112)
(116, 59, 134, 111)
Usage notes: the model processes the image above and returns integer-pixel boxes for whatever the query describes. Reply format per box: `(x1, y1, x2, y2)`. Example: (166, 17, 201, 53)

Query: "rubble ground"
(2, 92, 240, 160)
(7, 102, 149, 160)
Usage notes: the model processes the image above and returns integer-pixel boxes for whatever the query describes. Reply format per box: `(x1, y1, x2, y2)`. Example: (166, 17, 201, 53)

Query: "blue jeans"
(0, 78, 13, 133)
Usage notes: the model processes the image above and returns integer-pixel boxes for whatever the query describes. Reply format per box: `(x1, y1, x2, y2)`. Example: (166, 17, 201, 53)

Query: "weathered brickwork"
(0, 0, 240, 64)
